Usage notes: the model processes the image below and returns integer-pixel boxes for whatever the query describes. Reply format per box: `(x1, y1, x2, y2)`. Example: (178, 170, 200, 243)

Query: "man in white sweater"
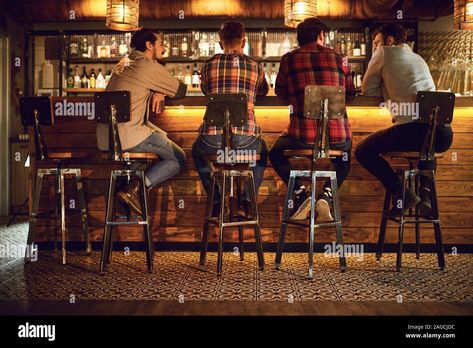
(356, 24, 453, 217)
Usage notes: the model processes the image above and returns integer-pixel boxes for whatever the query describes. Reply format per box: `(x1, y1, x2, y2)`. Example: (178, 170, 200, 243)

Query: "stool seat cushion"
(122, 152, 159, 160)
(48, 151, 88, 159)
(384, 152, 446, 160)
(201, 154, 261, 162)
(283, 149, 344, 157)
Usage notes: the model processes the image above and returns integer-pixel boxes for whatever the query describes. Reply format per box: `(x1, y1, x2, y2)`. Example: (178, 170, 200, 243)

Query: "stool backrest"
(416, 91, 455, 161)
(94, 91, 131, 161)
(204, 93, 248, 159)
(303, 85, 346, 161)
(20, 96, 53, 161)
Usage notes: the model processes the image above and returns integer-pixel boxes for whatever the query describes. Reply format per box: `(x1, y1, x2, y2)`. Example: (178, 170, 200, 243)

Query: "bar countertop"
(165, 95, 473, 107)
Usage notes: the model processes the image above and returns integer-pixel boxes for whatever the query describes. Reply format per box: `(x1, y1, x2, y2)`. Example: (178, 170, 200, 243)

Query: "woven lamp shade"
(454, 0, 473, 30)
(106, 0, 140, 31)
(284, 0, 317, 28)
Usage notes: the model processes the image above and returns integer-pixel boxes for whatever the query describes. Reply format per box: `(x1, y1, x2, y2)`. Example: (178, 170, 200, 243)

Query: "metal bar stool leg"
(248, 172, 264, 271)
(275, 173, 296, 269)
(26, 170, 44, 261)
(376, 190, 391, 261)
(100, 171, 116, 273)
(237, 176, 244, 261)
(414, 174, 421, 259)
(139, 171, 153, 273)
(217, 172, 227, 276)
(308, 171, 317, 280)
(430, 174, 445, 270)
(59, 169, 67, 265)
(331, 174, 346, 272)
(396, 173, 409, 272)
(200, 175, 216, 266)
(75, 169, 91, 254)
(53, 170, 60, 253)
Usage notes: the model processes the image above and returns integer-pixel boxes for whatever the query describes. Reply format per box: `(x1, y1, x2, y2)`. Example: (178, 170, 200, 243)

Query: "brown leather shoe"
(115, 181, 143, 216)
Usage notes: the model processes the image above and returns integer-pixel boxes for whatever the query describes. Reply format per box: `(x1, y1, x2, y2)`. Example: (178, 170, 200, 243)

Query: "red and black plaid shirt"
(199, 50, 269, 136)
(275, 42, 355, 144)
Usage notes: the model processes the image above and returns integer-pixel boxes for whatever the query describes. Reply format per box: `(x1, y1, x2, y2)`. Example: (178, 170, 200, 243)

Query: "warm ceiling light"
(284, 0, 317, 28)
(106, 0, 140, 31)
(454, 0, 473, 30)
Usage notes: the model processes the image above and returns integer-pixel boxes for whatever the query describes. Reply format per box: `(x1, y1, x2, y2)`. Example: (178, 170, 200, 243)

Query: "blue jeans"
(126, 131, 186, 188)
(192, 134, 268, 201)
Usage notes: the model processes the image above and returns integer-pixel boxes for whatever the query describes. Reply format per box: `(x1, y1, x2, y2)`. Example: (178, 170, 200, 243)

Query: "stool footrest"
(283, 219, 342, 228)
(106, 221, 148, 226)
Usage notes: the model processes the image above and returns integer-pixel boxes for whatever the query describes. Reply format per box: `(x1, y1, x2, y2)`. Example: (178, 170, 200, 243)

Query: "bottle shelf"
(64, 88, 106, 93)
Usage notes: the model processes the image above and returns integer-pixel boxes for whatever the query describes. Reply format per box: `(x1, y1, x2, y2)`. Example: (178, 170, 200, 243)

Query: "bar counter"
(30, 95, 473, 248)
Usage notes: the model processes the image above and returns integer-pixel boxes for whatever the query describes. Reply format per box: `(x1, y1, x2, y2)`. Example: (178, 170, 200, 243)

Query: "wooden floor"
(1, 300, 472, 316)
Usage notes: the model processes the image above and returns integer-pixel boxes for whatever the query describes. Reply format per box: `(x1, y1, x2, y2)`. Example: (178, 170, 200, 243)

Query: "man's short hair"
(374, 24, 407, 45)
(130, 28, 161, 52)
(218, 21, 245, 46)
(297, 18, 329, 47)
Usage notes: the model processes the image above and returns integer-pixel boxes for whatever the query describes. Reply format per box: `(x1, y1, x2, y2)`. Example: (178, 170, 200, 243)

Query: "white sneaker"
(315, 199, 334, 223)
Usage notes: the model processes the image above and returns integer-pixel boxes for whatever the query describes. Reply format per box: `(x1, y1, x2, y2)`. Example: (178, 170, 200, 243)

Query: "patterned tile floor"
(1, 220, 472, 302)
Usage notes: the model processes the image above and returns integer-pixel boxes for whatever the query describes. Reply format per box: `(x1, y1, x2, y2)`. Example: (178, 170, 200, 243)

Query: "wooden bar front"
(30, 96, 473, 247)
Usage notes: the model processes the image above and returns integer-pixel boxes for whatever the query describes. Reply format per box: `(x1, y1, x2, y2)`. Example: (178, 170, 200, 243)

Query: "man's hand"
(151, 92, 165, 114)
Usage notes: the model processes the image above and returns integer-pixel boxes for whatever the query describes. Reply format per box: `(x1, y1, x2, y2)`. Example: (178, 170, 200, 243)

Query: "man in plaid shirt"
(269, 18, 355, 221)
(192, 21, 269, 215)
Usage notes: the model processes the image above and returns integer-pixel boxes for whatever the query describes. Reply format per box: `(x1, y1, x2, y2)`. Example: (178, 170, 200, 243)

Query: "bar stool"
(376, 91, 455, 271)
(94, 91, 156, 274)
(198, 93, 265, 276)
(275, 85, 347, 280)
(20, 97, 90, 264)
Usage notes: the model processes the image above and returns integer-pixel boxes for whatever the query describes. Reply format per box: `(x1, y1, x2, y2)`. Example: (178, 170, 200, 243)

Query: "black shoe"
(417, 187, 434, 219)
(386, 187, 421, 217)
(238, 199, 254, 219)
(289, 187, 311, 220)
(115, 181, 143, 216)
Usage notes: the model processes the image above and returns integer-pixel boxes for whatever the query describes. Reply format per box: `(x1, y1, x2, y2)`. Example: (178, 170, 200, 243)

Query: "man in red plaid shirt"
(269, 18, 355, 221)
(192, 21, 269, 216)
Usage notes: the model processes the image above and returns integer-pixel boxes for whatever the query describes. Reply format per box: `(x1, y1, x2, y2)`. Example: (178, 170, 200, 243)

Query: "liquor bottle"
(352, 71, 357, 88)
(105, 70, 112, 87)
(80, 66, 88, 88)
(244, 37, 250, 56)
(70, 38, 79, 58)
(192, 63, 200, 88)
(67, 69, 74, 88)
(353, 37, 361, 56)
(184, 65, 192, 86)
(281, 33, 291, 55)
(81, 37, 89, 58)
(346, 34, 353, 56)
(200, 33, 209, 57)
(89, 68, 96, 88)
(96, 69, 105, 89)
(99, 40, 110, 58)
(73, 66, 81, 88)
(171, 38, 179, 56)
(340, 35, 346, 55)
(336, 37, 341, 53)
(110, 36, 118, 57)
(209, 33, 215, 56)
(181, 36, 188, 58)
(263, 63, 270, 86)
(119, 40, 128, 56)
(176, 64, 184, 82)
(360, 36, 366, 56)
(270, 63, 277, 88)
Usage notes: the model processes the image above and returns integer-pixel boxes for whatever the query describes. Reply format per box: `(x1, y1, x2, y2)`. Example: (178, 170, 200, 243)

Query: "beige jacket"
(96, 50, 186, 151)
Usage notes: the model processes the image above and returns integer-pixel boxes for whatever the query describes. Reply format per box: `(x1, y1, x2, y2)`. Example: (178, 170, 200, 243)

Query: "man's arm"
(275, 56, 289, 100)
(256, 62, 269, 96)
(141, 59, 187, 99)
(361, 47, 384, 96)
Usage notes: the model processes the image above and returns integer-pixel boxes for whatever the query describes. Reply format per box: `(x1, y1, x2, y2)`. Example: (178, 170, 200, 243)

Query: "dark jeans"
(355, 122, 453, 193)
(191, 134, 268, 201)
(269, 135, 352, 192)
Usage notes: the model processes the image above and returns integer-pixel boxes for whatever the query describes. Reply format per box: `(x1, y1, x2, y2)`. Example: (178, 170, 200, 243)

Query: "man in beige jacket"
(97, 28, 187, 215)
